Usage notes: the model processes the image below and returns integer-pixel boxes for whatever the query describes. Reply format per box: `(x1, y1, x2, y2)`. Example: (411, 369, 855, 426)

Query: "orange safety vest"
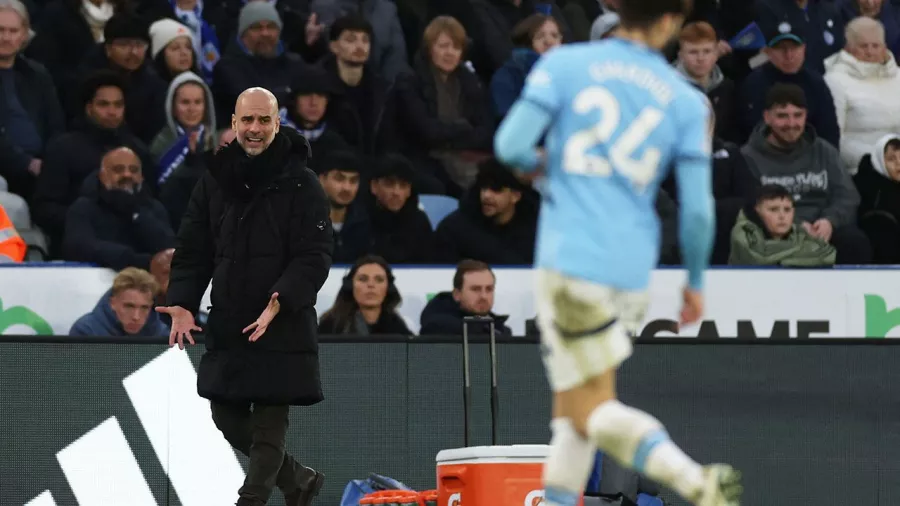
(0, 204, 26, 263)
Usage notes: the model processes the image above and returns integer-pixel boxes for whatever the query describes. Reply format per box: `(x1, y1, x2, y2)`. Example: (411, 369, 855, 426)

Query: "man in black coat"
(156, 87, 333, 506)
(62, 147, 176, 274)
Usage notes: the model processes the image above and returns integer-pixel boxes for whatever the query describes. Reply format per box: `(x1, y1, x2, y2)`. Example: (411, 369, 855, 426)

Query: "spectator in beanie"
(491, 13, 564, 120)
(280, 64, 349, 172)
(317, 255, 412, 335)
(321, 13, 399, 155)
(741, 83, 871, 264)
(316, 150, 368, 264)
(74, 12, 168, 143)
(221, 0, 326, 65)
(838, 0, 900, 59)
(0, 0, 65, 200)
(212, 1, 308, 120)
(434, 158, 538, 265)
(419, 259, 512, 336)
(33, 70, 153, 255)
(306, 0, 411, 81)
(149, 18, 200, 84)
(854, 134, 900, 264)
(69, 267, 170, 337)
(674, 21, 740, 143)
(26, 0, 128, 93)
(739, 22, 841, 147)
(363, 153, 435, 264)
(755, 0, 844, 74)
(150, 71, 216, 229)
(824, 17, 900, 174)
(397, 15, 495, 195)
(63, 146, 176, 272)
(162, 0, 223, 83)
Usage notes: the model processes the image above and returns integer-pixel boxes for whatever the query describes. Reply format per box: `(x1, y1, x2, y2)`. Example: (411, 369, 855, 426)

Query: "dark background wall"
(1, 338, 899, 505)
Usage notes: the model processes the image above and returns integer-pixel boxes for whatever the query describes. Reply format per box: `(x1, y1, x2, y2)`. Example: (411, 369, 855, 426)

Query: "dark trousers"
(831, 225, 873, 265)
(211, 401, 307, 503)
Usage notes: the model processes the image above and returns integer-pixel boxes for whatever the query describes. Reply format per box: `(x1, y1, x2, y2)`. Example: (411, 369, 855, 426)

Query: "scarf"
(157, 124, 205, 186)
(81, 0, 114, 42)
(170, 0, 221, 84)
(278, 107, 327, 141)
(212, 132, 293, 202)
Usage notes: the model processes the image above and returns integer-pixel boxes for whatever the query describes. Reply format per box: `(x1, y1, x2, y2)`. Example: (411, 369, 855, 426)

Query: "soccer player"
(493, 1, 743, 506)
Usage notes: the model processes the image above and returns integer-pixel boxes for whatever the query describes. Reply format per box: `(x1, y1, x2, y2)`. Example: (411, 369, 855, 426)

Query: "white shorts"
(534, 269, 650, 392)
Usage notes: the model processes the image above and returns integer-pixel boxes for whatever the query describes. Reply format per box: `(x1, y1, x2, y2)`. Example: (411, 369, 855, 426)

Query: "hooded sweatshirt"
(69, 288, 170, 337)
(823, 49, 900, 174)
(675, 61, 740, 142)
(854, 133, 900, 219)
(149, 71, 217, 172)
(740, 124, 860, 228)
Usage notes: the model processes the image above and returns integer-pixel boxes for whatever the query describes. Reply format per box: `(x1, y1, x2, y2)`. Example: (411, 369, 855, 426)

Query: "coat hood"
(90, 288, 168, 336)
(164, 71, 217, 139)
(869, 133, 900, 179)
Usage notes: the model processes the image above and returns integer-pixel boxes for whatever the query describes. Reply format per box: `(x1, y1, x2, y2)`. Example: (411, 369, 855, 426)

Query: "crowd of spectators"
(3, 0, 900, 297)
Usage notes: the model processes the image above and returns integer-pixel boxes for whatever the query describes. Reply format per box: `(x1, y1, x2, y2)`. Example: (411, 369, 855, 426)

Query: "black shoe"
(236, 498, 265, 506)
(284, 469, 325, 506)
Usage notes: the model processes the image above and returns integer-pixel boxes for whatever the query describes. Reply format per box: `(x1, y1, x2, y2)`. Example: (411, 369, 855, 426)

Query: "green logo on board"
(864, 294, 900, 338)
(0, 297, 53, 335)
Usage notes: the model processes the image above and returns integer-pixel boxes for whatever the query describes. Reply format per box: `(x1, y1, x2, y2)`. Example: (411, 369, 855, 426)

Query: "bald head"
(236, 87, 279, 114)
(232, 87, 280, 156)
(100, 147, 142, 193)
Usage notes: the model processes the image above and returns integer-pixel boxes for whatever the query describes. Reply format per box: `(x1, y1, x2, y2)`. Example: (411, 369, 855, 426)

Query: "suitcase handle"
(462, 316, 499, 447)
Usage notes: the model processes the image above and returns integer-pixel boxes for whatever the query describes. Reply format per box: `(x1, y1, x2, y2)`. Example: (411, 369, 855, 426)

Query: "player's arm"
(674, 96, 716, 292)
(494, 54, 562, 174)
(494, 100, 552, 173)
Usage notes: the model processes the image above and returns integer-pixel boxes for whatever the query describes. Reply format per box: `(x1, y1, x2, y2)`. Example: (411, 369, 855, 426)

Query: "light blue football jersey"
(519, 38, 714, 291)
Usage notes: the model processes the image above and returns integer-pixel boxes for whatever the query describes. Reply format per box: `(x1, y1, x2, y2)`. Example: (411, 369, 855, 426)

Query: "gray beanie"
(238, 2, 283, 36)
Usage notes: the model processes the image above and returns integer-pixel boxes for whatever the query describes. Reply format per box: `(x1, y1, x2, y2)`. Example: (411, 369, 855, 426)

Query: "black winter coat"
(396, 53, 495, 153)
(166, 130, 334, 406)
(419, 292, 512, 336)
(32, 120, 154, 249)
(319, 55, 399, 155)
(433, 187, 538, 265)
(63, 175, 176, 270)
(212, 48, 309, 122)
(74, 47, 169, 144)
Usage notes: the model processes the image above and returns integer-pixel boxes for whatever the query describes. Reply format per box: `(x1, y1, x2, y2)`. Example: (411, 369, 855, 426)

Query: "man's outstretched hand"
(244, 293, 281, 342)
(155, 305, 200, 350)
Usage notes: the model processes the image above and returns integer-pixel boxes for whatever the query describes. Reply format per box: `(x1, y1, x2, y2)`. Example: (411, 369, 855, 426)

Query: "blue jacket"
(490, 48, 541, 120)
(739, 63, 841, 148)
(69, 288, 169, 337)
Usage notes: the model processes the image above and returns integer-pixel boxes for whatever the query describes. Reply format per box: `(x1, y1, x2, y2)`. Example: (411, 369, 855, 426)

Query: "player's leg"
(535, 270, 607, 506)
(538, 272, 741, 506)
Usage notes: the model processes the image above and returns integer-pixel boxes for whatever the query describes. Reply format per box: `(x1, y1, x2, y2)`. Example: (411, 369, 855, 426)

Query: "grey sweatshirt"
(740, 124, 860, 228)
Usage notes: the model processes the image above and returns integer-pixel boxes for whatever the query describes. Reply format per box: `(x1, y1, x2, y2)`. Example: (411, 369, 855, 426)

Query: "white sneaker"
(694, 464, 743, 506)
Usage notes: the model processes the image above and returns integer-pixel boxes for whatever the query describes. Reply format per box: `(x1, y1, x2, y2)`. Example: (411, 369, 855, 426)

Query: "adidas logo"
(24, 348, 245, 506)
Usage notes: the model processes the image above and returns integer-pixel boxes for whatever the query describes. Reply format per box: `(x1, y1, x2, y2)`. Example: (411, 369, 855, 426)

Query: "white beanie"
(149, 19, 195, 59)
